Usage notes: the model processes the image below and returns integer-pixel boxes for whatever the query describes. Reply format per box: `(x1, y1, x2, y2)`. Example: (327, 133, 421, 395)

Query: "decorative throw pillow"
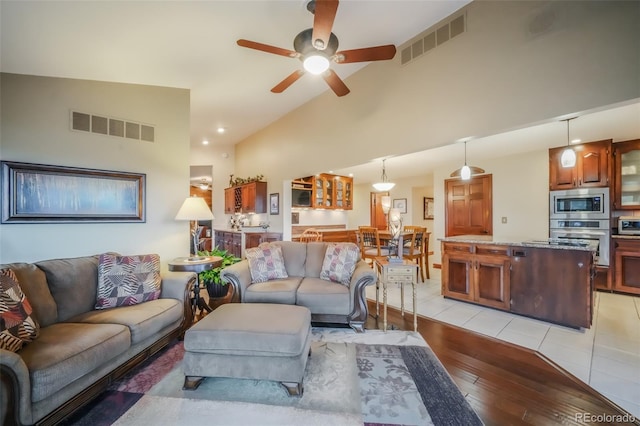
(0, 268, 40, 352)
(320, 243, 360, 286)
(96, 253, 161, 309)
(245, 244, 288, 283)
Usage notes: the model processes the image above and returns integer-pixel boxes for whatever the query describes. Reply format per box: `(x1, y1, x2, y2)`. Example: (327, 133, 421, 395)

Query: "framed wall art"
(393, 198, 407, 214)
(424, 197, 434, 220)
(1, 161, 146, 223)
(269, 193, 279, 215)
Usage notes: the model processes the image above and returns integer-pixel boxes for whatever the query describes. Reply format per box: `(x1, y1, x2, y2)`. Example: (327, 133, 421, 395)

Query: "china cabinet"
(223, 182, 267, 214)
(613, 139, 640, 209)
(293, 174, 353, 210)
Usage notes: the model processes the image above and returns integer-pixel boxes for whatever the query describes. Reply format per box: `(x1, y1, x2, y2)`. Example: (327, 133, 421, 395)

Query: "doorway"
(190, 165, 213, 251)
(370, 192, 390, 230)
(445, 174, 493, 237)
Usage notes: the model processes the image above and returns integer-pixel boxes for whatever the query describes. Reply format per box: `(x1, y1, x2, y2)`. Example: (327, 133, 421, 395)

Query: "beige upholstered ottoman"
(182, 303, 312, 396)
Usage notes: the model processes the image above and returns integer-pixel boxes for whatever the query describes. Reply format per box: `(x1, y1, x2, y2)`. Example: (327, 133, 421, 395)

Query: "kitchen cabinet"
(612, 237, 640, 295)
(223, 182, 267, 214)
(295, 174, 353, 210)
(214, 230, 242, 258)
(549, 139, 611, 190)
(510, 246, 594, 328)
(613, 139, 640, 210)
(441, 238, 595, 329)
(441, 242, 510, 310)
(245, 232, 283, 249)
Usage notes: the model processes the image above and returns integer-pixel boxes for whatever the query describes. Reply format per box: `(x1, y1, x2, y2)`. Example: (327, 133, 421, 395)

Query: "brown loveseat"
(220, 241, 377, 332)
(0, 254, 195, 426)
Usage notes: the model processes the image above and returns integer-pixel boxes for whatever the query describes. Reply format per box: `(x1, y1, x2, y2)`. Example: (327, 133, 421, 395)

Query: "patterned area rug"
(62, 329, 482, 426)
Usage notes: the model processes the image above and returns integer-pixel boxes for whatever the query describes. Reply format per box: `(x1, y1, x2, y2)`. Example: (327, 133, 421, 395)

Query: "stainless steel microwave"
(549, 188, 610, 220)
(619, 216, 640, 235)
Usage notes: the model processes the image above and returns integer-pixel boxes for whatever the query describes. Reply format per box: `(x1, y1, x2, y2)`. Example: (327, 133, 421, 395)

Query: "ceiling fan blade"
(322, 69, 350, 97)
(312, 0, 339, 51)
(271, 70, 305, 93)
(237, 39, 298, 58)
(334, 45, 397, 64)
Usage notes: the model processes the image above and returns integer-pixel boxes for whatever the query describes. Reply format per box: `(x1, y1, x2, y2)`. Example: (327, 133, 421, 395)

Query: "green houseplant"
(197, 247, 241, 298)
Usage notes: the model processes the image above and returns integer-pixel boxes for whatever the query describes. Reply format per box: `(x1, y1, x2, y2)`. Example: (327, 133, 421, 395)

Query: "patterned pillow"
(245, 244, 288, 283)
(96, 253, 161, 309)
(0, 268, 40, 352)
(320, 243, 360, 286)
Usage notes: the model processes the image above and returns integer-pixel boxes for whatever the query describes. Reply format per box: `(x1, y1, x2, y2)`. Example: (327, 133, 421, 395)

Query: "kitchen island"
(440, 235, 597, 329)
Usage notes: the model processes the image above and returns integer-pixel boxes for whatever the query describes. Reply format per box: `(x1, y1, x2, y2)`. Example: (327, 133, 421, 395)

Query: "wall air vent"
(400, 12, 466, 66)
(70, 111, 155, 142)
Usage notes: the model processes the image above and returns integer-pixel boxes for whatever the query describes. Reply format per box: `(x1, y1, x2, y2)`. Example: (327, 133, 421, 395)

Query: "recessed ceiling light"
(202, 140, 209, 145)
(571, 138, 582, 144)
(217, 127, 225, 134)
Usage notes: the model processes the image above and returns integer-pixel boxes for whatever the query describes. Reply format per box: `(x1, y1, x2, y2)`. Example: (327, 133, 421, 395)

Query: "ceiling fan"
(237, 0, 396, 97)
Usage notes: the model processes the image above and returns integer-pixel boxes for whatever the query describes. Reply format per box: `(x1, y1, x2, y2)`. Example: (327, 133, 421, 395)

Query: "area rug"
(63, 329, 482, 426)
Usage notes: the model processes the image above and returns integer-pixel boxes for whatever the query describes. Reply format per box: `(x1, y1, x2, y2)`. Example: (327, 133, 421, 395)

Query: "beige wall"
(0, 73, 191, 264)
(229, 0, 639, 236)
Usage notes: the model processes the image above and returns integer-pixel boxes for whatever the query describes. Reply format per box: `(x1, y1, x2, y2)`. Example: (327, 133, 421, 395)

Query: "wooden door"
(474, 255, 510, 310)
(370, 192, 389, 230)
(442, 252, 474, 301)
(549, 147, 577, 190)
(445, 174, 492, 237)
(613, 239, 640, 295)
(224, 188, 237, 214)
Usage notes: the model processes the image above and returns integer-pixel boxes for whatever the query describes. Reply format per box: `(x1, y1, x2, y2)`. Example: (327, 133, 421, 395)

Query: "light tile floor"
(366, 270, 640, 418)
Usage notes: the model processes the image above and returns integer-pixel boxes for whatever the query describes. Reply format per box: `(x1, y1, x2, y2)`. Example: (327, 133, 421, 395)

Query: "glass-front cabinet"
(614, 139, 640, 209)
(301, 173, 353, 210)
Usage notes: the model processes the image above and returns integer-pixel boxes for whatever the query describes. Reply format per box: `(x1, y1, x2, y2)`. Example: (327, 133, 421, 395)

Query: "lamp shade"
(175, 196, 213, 221)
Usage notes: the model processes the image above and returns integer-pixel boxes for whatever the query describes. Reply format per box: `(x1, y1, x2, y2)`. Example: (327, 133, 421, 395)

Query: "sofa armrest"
(160, 270, 197, 302)
(219, 260, 252, 303)
(1, 349, 33, 426)
(348, 260, 377, 320)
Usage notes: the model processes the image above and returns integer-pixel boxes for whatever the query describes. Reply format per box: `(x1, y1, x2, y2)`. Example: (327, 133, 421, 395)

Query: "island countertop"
(439, 234, 598, 252)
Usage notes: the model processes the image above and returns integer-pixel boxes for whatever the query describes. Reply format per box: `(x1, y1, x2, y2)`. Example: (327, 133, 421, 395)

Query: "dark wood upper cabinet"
(613, 139, 640, 210)
(445, 174, 492, 237)
(224, 181, 267, 214)
(549, 139, 612, 190)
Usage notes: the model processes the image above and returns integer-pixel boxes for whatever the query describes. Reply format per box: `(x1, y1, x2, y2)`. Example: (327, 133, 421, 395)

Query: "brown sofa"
(220, 241, 377, 332)
(0, 254, 195, 426)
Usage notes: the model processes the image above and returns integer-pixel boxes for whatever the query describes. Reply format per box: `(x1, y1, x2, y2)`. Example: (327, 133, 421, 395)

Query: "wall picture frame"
(269, 193, 279, 215)
(1, 161, 146, 223)
(424, 197, 434, 220)
(393, 198, 407, 214)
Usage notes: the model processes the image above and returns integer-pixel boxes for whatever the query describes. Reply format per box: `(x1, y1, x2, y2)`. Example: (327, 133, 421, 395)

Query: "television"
(292, 188, 312, 207)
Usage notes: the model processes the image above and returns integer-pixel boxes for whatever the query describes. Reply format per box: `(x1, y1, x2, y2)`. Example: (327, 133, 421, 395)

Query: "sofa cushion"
(269, 241, 307, 277)
(0, 263, 58, 327)
(96, 253, 161, 309)
(35, 255, 100, 322)
(319, 243, 359, 286)
(245, 244, 288, 283)
(296, 277, 351, 315)
(0, 269, 40, 352)
(305, 242, 329, 277)
(67, 298, 182, 344)
(243, 277, 302, 305)
(19, 322, 130, 403)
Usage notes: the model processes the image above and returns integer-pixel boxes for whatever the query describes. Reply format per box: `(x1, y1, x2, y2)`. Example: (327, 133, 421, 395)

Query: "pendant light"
(560, 118, 577, 168)
(450, 141, 485, 180)
(372, 159, 395, 191)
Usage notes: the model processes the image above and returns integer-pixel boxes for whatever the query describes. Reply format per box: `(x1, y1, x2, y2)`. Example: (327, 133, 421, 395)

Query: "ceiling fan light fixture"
(303, 54, 330, 74)
(372, 159, 395, 192)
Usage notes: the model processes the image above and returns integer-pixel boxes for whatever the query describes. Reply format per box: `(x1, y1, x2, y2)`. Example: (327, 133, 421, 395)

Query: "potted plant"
(197, 247, 241, 299)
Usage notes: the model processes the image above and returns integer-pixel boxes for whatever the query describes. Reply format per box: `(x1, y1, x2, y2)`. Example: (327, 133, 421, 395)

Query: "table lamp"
(388, 207, 404, 263)
(175, 196, 214, 261)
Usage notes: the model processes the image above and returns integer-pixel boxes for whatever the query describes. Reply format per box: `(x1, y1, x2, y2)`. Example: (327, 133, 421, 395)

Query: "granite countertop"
(439, 235, 598, 252)
(213, 227, 272, 234)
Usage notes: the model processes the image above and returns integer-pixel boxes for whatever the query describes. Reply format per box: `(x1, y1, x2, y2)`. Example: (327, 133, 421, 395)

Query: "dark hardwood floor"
(365, 301, 639, 426)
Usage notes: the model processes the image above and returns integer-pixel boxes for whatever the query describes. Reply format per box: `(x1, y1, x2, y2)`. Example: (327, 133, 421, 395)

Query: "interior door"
(370, 192, 389, 230)
(445, 174, 493, 236)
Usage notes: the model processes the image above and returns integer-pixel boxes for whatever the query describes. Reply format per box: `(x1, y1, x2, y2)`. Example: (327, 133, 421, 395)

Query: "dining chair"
(402, 226, 428, 282)
(357, 226, 390, 266)
(299, 228, 323, 242)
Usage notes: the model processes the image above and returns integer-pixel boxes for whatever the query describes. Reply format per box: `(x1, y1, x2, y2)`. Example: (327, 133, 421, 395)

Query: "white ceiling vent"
(400, 12, 466, 66)
(70, 111, 155, 142)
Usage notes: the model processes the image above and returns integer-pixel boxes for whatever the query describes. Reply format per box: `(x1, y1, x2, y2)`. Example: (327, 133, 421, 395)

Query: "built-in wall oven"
(550, 188, 611, 266)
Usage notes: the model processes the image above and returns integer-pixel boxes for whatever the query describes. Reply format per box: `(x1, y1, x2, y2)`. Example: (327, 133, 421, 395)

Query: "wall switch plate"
(501, 217, 508, 224)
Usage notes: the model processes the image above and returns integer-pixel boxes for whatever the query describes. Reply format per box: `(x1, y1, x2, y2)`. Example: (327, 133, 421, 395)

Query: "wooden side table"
(168, 256, 222, 319)
(375, 258, 418, 332)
